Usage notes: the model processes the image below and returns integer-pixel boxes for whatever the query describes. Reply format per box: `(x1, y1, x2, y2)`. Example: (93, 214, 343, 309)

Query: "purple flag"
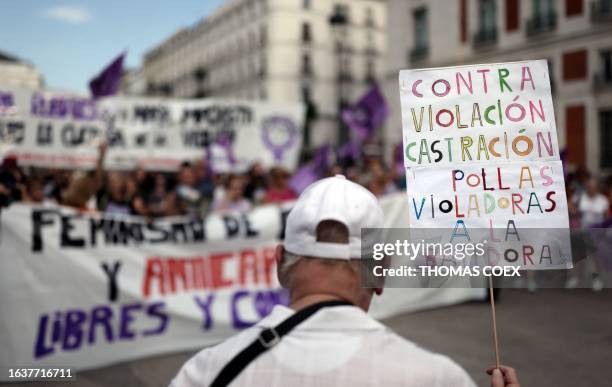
(341, 83, 389, 141)
(289, 164, 319, 194)
(312, 143, 331, 172)
(89, 52, 125, 99)
(394, 142, 404, 175)
(289, 144, 331, 194)
(336, 140, 361, 162)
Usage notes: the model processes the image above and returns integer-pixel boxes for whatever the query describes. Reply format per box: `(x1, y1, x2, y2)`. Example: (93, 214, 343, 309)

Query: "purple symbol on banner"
(261, 116, 298, 162)
(0, 92, 14, 115)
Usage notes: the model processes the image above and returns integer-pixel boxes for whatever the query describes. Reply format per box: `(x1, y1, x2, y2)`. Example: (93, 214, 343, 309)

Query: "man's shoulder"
(169, 327, 261, 387)
(374, 330, 476, 386)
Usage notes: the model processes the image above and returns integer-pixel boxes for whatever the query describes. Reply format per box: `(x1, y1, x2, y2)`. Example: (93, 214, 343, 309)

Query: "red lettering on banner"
(141, 247, 278, 298)
(263, 247, 276, 286)
(239, 249, 259, 285)
(210, 252, 232, 289)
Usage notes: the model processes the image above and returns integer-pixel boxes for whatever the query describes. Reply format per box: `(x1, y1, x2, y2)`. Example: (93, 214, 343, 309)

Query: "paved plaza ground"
(9, 289, 611, 387)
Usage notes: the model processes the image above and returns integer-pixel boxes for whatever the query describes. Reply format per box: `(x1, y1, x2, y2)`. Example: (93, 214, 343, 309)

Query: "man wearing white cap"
(170, 175, 520, 387)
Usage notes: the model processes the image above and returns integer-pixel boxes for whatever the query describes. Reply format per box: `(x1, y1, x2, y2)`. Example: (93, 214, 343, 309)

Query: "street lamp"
(329, 7, 350, 146)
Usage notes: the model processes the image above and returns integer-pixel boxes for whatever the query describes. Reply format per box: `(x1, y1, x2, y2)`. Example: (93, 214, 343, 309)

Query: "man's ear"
(375, 255, 390, 294)
(275, 244, 287, 287)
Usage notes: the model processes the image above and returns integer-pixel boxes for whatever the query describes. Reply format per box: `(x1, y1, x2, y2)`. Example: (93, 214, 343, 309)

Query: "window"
(303, 0, 310, 9)
(479, 0, 497, 33)
(505, 0, 519, 31)
(260, 25, 267, 46)
(302, 53, 312, 76)
(565, 0, 583, 16)
(562, 49, 588, 81)
(566, 105, 586, 166)
(367, 31, 374, 45)
(527, 0, 557, 36)
(365, 59, 375, 83)
(365, 7, 374, 27)
(473, 0, 497, 47)
(413, 7, 428, 50)
(460, 0, 468, 42)
(600, 50, 612, 83)
(259, 55, 266, 78)
(302, 22, 312, 43)
(600, 110, 612, 168)
(533, 0, 555, 19)
(333, 4, 350, 21)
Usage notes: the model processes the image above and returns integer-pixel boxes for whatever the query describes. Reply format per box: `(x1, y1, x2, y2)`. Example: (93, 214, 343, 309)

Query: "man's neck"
(289, 293, 350, 311)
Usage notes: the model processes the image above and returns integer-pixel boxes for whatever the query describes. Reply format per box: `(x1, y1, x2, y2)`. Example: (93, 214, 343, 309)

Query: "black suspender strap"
(210, 300, 352, 387)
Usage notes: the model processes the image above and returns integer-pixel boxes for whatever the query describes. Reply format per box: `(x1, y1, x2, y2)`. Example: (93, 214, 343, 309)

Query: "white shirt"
(170, 305, 476, 387)
(579, 193, 609, 227)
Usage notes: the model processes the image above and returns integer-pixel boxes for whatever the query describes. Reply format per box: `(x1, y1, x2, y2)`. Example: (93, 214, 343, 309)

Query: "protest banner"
(0, 193, 484, 377)
(399, 60, 572, 270)
(0, 88, 304, 172)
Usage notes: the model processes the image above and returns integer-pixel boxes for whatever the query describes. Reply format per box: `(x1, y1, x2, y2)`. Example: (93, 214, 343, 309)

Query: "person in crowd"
(567, 187, 582, 229)
(170, 175, 520, 387)
(264, 166, 296, 204)
(575, 178, 609, 291)
(365, 159, 397, 198)
(174, 162, 206, 216)
(144, 173, 171, 218)
(579, 178, 610, 227)
(211, 174, 251, 213)
(43, 169, 70, 204)
(100, 171, 131, 215)
(193, 158, 215, 204)
(128, 166, 155, 216)
(0, 156, 27, 207)
(244, 161, 268, 204)
(62, 141, 107, 209)
(25, 177, 45, 203)
(570, 165, 590, 200)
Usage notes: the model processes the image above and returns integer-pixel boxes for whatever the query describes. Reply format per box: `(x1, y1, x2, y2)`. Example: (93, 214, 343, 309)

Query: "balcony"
(593, 73, 612, 93)
(473, 28, 497, 49)
(526, 11, 558, 37)
(591, 0, 612, 23)
(409, 45, 429, 64)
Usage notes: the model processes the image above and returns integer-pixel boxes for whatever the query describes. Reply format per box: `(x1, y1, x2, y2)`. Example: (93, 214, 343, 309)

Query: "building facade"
(141, 0, 387, 151)
(384, 0, 612, 175)
(120, 68, 147, 96)
(0, 51, 44, 89)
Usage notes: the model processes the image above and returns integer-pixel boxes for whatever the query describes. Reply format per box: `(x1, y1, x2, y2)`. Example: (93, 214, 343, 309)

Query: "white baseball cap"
(284, 175, 384, 260)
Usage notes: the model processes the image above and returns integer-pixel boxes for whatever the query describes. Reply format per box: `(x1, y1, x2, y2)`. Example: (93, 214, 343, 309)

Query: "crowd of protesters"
(1, 143, 610, 227)
(2, 142, 610, 291)
(0, 142, 404, 218)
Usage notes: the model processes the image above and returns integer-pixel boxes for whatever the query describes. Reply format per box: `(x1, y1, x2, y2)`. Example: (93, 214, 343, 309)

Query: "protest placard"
(399, 60, 572, 270)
